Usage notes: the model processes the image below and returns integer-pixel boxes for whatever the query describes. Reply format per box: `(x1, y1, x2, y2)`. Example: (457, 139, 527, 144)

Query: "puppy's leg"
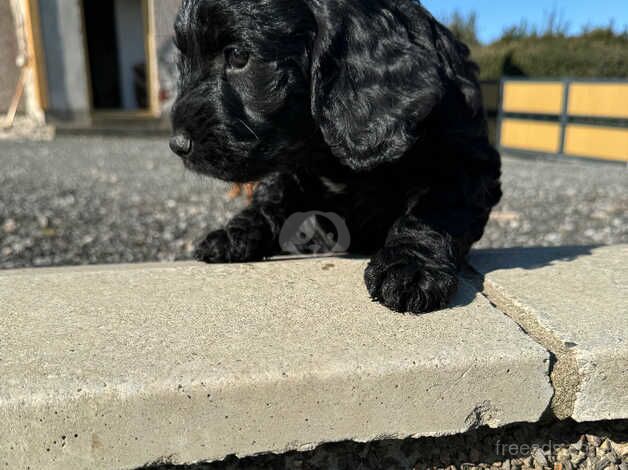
(364, 215, 460, 314)
(195, 173, 308, 263)
(365, 157, 501, 314)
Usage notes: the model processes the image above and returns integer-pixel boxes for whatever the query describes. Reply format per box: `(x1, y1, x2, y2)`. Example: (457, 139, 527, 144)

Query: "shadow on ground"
(468, 245, 600, 272)
(145, 419, 628, 470)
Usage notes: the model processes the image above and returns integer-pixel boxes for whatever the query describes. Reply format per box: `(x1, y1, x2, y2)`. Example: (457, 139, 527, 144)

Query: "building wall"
(114, 0, 146, 109)
(0, 0, 20, 113)
(37, 0, 90, 123)
(32, 0, 180, 123)
(154, 0, 180, 49)
(153, 0, 181, 113)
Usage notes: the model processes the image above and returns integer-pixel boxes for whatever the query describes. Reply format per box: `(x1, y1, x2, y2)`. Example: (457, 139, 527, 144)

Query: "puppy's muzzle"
(169, 131, 193, 158)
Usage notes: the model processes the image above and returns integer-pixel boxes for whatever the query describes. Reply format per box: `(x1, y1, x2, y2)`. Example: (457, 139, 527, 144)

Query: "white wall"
(114, 0, 146, 109)
(153, 0, 182, 112)
(38, 0, 91, 122)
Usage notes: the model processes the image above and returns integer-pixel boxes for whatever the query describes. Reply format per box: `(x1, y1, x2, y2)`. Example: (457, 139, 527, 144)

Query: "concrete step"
(0, 258, 552, 470)
(470, 244, 628, 422)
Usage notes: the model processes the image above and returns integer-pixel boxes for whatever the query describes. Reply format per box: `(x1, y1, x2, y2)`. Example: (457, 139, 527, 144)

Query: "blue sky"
(421, 0, 628, 43)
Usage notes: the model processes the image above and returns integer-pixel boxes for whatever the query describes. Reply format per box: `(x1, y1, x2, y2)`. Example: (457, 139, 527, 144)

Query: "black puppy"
(169, 0, 502, 314)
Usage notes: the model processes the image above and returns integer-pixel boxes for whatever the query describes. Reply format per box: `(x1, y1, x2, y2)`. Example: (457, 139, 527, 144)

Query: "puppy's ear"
(304, 0, 450, 170)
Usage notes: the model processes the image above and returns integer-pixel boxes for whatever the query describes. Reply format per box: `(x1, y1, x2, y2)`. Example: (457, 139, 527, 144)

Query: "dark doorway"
(82, 0, 148, 111)
(83, 0, 122, 109)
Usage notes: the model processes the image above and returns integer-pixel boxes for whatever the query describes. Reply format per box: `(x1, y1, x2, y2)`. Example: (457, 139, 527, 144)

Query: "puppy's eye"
(225, 47, 250, 70)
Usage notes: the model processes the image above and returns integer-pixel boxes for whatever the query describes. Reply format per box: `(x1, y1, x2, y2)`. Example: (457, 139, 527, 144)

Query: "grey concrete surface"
(0, 258, 552, 470)
(470, 244, 628, 422)
(1, 137, 627, 270)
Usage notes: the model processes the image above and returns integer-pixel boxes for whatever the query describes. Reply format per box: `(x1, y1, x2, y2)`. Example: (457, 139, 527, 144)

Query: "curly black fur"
(170, 0, 502, 314)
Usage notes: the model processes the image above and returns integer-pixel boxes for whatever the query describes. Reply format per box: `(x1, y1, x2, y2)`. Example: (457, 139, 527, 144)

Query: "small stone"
(572, 437, 585, 452)
(2, 218, 17, 233)
(572, 451, 586, 465)
(557, 449, 570, 462)
(41, 227, 57, 237)
(532, 448, 548, 467)
(610, 442, 628, 458)
(594, 457, 610, 470)
(37, 214, 49, 228)
(587, 435, 602, 447)
(600, 440, 612, 452)
(606, 451, 620, 464)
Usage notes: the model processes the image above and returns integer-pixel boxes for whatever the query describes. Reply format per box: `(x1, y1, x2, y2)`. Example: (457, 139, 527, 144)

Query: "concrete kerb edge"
(465, 269, 580, 420)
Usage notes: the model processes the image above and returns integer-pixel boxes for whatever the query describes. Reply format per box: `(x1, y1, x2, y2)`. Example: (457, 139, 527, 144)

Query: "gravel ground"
(0, 136, 626, 269)
(1, 137, 627, 469)
(0, 116, 55, 142)
(0, 136, 245, 269)
(150, 419, 628, 470)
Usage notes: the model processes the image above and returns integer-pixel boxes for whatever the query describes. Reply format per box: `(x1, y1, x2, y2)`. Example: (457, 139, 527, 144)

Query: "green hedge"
(471, 31, 628, 80)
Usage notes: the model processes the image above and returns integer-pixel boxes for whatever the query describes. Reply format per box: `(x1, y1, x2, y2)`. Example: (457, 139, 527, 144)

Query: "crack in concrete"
(477, 278, 580, 420)
(464, 400, 499, 429)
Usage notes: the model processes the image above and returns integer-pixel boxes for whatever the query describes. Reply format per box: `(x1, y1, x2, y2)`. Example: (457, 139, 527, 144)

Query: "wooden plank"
(23, 0, 48, 110)
(500, 118, 562, 153)
(568, 83, 628, 119)
(502, 81, 565, 115)
(564, 124, 628, 162)
(1, 67, 26, 128)
(143, 0, 160, 117)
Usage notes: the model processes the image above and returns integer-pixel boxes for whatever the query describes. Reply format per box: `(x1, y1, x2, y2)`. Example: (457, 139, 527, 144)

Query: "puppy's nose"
(169, 131, 192, 157)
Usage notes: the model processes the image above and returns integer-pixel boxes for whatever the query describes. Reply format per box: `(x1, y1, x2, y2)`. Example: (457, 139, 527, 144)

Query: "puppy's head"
(170, 0, 480, 181)
(170, 0, 315, 182)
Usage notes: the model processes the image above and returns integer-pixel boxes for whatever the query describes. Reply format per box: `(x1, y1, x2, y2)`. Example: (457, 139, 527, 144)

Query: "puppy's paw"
(364, 246, 458, 314)
(194, 229, 232, 263)
(194, 228, 265, 263)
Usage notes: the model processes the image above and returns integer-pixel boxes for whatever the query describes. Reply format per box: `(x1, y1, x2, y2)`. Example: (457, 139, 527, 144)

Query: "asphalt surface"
(1, 136, 626, 269)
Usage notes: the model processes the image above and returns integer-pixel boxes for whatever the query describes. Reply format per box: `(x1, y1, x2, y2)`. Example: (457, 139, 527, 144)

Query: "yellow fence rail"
(481, 79, 628, 163)
(502, 82, 565, 115)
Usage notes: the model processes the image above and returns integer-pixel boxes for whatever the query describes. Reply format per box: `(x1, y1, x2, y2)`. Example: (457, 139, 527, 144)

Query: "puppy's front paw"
(194, 227, 266, 263)
(194, 229, 232, 263)
(364, 246, 458, 314)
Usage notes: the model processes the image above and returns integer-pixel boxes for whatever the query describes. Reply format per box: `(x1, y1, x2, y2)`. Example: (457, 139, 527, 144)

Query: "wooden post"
(22, 0, 48, 112)
(143, 0, 160, 117)
(1, 68, 27, 128)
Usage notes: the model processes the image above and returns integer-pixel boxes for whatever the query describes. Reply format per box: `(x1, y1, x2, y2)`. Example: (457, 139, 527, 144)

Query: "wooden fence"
(481, 79, 628, 163)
